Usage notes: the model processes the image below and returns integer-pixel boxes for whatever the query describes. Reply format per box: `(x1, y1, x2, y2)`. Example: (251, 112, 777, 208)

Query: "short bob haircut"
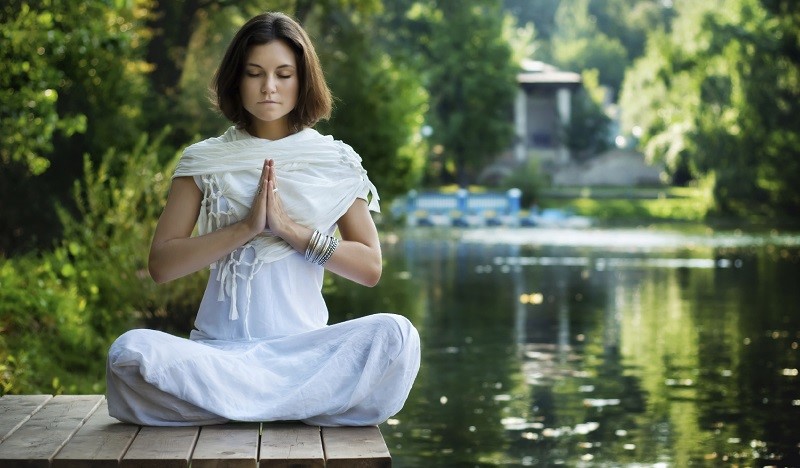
(213, 12, 332, 132)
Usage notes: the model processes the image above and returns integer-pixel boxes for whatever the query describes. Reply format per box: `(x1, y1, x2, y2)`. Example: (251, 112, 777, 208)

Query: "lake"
(326, 226, 800, 467)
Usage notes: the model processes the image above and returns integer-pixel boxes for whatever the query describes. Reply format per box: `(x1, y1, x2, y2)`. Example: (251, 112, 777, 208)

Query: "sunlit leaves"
(551, 0, 628, 90)
(620, 0, 800, 216)
(1, 5, 70, 174)
(424, 0, 517, 185)
(0, 1, 149, 177)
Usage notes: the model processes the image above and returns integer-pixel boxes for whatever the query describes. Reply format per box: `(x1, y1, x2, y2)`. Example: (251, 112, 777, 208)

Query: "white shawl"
(173, 126, 380, 319)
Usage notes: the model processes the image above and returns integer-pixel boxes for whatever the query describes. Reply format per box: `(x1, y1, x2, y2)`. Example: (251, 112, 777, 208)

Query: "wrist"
(239, 217, 263, 240)
(272, 217, 309, 252)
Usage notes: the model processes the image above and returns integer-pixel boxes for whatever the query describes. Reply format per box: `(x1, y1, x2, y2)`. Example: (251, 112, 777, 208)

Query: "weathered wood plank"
(120, 426, 199, 468)
(322, 426, 391, 468)
(0, 394, 52, 443)
(0, 394, 103, 468)
(260, 422, 324, 468)
(191, 423, 259, 468)
(52, 400, 139, 468)
(0, 395, 392, 467)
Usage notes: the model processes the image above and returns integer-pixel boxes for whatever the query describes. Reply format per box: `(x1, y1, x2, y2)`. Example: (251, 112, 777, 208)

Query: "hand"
(263, 159, 293, 238)
(243, 159, 270, 236)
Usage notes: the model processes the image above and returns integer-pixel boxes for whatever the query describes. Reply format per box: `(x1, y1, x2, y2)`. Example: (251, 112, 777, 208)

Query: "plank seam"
(49, 396, 105, 462)
(119, 425, 143, 462)
(0, 394, 53, 444)
(256, 422, 262, 463)
(187, 423, 202, 463)
(320, 426, 329, 463)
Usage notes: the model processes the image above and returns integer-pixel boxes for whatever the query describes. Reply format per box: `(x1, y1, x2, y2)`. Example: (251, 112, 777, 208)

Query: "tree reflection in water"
(325, 228, 800, 467)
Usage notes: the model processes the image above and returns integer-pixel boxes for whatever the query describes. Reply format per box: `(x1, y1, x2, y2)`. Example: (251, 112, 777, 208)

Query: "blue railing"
(400, 189, 522, 227)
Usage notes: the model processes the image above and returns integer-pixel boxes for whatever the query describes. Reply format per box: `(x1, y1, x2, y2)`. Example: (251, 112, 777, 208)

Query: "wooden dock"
(0, 394, 391, 467)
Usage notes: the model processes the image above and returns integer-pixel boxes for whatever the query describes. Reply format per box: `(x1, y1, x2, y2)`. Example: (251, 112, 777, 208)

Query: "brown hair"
(213, 12, 332, 132)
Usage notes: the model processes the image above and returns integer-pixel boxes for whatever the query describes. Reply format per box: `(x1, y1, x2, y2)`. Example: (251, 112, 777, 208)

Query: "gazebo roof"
(517, 59, 581, 86)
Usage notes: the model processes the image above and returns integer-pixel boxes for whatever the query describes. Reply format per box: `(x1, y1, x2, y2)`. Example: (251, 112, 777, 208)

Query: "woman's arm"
(271, 198, 381, 287)
(322, 199, 382, 286)
(148, 170, 268, 284)
(263, 161, 382, 287)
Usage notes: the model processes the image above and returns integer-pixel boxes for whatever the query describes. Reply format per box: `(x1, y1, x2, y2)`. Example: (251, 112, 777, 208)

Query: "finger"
(268, 159, 277, 188)
(258, 160, 268, 197)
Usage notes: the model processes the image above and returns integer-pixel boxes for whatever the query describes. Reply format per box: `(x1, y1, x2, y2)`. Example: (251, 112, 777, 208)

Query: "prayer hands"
(246, 159, 291, 239)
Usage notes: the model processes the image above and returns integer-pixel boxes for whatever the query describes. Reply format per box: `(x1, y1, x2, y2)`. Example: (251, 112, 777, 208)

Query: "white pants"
(106, 313, 420, 426)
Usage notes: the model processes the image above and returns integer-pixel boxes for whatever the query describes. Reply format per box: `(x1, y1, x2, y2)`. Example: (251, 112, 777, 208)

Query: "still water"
(326, 226, 800, 467)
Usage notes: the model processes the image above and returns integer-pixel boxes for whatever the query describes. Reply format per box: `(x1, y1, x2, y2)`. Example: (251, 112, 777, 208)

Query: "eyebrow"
(245, 63, 296, 70)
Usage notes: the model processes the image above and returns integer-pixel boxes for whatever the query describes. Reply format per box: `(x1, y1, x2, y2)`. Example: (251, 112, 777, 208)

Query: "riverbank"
(534, 185, 714, 224)
(388, 184, 715, 228)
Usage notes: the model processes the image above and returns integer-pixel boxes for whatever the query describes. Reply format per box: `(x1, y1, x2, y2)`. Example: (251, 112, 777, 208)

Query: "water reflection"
(326, 227, 800, 467)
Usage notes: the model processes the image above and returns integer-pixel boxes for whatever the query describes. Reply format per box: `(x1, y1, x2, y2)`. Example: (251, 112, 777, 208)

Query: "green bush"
(500, 156, 547, 207)
(547, 185, 715, 223)
(0, 133, 206, 395)
(0, 255, 103, 394)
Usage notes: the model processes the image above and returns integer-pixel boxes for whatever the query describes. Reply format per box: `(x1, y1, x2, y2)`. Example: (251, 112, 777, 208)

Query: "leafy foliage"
(563, 70, 612, 161)
(0, 134, 206, 394)
(1, 3, 84, 174)
(511, 0, 673, 95)
(551, 0, 628, 92)
(0, 0, 149, 173)
(500, 156, 546, 208)
(0, 0, 150, 253)
(620, 0, 800, 216)
(423, 1, 517, 186)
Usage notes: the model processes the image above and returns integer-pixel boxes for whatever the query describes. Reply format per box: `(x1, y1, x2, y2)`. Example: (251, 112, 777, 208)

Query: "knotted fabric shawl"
(172, 126, 380, 319)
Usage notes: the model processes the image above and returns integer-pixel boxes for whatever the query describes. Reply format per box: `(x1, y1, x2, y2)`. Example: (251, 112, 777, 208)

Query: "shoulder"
(184, 126, 248, 151)
(219, 126, 251, 143)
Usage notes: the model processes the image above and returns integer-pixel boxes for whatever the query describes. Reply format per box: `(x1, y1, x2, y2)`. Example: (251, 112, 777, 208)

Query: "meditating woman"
(106, 11, 420, 426)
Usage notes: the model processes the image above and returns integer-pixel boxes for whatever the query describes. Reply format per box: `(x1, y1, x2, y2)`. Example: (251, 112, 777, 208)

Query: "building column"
(556, 87, 572, 164)
(514, 88, 527, 163)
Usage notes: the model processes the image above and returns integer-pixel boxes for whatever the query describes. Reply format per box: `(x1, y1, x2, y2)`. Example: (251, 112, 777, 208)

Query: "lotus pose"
(106, 11, 420, 426)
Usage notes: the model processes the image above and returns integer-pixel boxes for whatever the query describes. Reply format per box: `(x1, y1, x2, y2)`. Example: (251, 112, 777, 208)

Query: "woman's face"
(239, 40, 299, 139)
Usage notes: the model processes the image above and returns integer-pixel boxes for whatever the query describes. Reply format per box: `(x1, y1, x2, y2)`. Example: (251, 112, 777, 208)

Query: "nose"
(261, 76, 277, 95)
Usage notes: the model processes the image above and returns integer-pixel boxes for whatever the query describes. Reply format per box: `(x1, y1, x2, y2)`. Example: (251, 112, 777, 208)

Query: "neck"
(248, 119, 292, 140)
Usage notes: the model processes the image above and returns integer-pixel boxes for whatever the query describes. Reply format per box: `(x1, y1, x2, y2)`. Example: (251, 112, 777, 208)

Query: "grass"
(404, 184, 716, 224)
(540, 186, 715, 223)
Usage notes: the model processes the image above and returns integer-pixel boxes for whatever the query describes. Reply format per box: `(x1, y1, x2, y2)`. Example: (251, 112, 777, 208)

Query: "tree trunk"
(145, 0, 203, 97)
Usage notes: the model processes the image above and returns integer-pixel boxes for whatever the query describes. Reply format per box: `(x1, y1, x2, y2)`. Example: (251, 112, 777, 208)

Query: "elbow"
(363, 271, 381, 287)
(148, 263, 169, 285)
(148, 254, 170, 284)
(362, 260, 382, 287)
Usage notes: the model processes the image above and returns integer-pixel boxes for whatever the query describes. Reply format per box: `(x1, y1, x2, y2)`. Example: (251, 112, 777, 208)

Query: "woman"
(106, 12, 420, 426)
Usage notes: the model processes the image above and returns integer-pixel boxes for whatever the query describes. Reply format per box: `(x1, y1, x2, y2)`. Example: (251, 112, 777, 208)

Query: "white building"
(515, 59, 582, 166)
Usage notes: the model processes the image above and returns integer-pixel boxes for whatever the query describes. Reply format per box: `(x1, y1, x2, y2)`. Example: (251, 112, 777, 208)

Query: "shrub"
(500, 156, 547, 208)
(0, 132, 206, 394)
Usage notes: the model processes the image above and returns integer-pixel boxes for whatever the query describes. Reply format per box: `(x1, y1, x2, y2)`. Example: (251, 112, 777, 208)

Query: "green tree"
(503, 0, 560, 59)
(620, 0, 800, 216)
(587, 0, 674, 60)
(0, 0, 150, 254)
(619, 29, 694, 180)
(423, 0, 517, 186)
(564, 70, 612, 161)
(503, 0, 675, 98)
(550, 0, 629, 93)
